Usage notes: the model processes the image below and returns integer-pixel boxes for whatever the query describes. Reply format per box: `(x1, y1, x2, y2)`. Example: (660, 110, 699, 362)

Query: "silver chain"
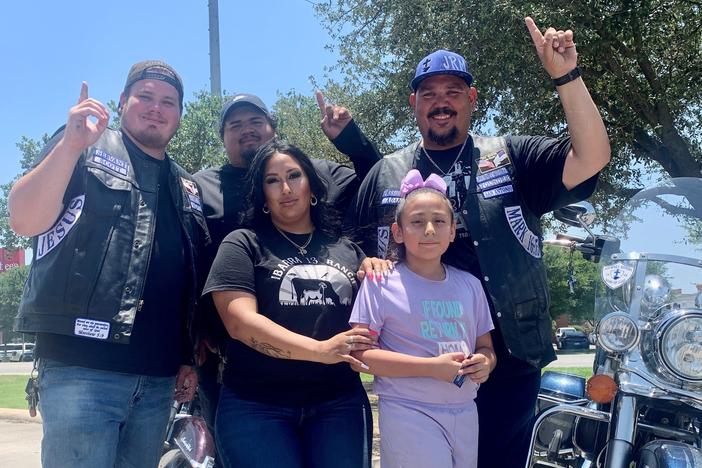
(420, 137, 469, 176)
(274, 226, 314, 255)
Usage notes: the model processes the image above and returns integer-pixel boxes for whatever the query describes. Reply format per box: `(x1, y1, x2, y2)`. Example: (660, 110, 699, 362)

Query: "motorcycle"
(528, 177, 702, 467)
(159, 397, 216, 468)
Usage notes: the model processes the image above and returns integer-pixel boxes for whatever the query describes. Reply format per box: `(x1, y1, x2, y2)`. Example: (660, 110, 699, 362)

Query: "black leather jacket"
(348, 136, 596, 368)
(14, 128, 210, 344)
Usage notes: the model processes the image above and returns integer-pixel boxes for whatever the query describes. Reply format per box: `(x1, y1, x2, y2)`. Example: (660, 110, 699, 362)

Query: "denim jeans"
(37, 358, 176, 468)
(215, 386, 372, 468)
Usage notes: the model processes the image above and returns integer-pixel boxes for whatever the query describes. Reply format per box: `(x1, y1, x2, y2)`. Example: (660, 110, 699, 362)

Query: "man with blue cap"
(348, 17, 610, 467)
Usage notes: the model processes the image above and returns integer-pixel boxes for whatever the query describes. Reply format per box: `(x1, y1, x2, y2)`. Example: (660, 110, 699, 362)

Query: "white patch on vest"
(91, 150, 129, 176)
(36, 195, 85, 260)
(377, 226, 390, 259)
(482, 184, 514, 199)
(504, 206, 542, 258)
(74, 318, 110, 340)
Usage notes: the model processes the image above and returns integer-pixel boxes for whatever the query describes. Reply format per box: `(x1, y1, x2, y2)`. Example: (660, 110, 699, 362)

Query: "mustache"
(427, 107, 456, 118)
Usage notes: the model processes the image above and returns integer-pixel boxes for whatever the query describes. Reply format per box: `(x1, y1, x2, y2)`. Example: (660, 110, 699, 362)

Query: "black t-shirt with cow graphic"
(202, 225, 366, 406)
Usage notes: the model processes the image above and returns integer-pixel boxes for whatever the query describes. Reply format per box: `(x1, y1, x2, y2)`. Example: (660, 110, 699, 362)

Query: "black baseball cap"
(219, 93, 272, 136)
(123, 60, 184, 110)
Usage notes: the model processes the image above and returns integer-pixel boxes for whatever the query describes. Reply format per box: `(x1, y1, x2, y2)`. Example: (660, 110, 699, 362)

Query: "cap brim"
(410, 70, 474, 91)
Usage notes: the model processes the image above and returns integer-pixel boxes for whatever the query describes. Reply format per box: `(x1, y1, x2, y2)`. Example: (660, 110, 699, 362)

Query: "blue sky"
(0, 0, 339, 185)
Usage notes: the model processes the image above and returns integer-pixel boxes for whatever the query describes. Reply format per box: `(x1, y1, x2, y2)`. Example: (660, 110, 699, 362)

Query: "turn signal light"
(586, 374, 618, 403)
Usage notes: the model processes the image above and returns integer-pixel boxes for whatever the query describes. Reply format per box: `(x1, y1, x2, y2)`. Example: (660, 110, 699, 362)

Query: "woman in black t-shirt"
(203, 139, 376, 468)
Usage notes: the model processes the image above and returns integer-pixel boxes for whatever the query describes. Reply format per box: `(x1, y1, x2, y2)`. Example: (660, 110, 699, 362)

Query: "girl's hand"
(317, 328, 378, 368)
(431, 352, 466, 382)
(460, 353, 492, 384)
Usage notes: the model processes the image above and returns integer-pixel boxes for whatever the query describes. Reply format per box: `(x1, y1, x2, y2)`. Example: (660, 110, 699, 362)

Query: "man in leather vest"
(347, 18, 611, 468)
(9, 60, 210, 468)
(192, 91, 382, 457)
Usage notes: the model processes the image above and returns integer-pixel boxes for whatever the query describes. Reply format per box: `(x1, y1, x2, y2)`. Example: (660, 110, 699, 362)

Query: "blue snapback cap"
(410, 49, 474, 91)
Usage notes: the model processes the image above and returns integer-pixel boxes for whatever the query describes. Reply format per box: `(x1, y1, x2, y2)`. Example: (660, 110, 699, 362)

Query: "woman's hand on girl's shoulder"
(356, 257, 394, 282)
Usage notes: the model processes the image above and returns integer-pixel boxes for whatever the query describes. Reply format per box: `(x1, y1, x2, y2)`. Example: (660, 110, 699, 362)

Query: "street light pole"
(208, 0, 222, 96)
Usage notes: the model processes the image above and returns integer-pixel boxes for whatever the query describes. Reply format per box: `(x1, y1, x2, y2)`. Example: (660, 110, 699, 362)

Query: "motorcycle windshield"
(595, 177, 702, 321)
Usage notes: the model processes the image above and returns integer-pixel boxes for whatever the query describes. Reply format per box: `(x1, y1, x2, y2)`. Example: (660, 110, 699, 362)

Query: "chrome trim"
(527, 405, 611, 468)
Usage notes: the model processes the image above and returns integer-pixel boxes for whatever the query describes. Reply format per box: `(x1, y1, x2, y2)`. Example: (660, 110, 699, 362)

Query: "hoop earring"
(310, 196, 318, 206)
(262, 205, 270, 214)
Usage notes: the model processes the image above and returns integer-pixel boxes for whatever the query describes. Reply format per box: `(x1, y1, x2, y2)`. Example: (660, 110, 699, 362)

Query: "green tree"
(315, 0, 702, 221)
(544, 246, 600, 324)
(0, 265, 29, 343)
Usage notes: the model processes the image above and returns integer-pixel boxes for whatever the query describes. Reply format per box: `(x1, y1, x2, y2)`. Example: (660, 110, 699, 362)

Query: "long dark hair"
(242, 138, 340, 237)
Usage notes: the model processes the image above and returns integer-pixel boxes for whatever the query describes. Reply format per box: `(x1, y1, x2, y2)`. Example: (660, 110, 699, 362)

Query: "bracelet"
(552, 67, 581, 87)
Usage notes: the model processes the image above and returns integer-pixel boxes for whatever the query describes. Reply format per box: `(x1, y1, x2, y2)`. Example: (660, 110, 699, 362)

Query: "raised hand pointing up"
(525, 16, 578, 80)
(63, 82, 109, 153)
(316, 90, 353, 141)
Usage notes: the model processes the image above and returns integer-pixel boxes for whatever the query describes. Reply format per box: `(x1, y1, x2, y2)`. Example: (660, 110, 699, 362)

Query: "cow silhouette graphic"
(290, 278, 341, 306)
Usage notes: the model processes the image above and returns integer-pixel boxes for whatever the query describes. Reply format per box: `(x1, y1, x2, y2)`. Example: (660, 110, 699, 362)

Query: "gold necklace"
(274, 226, 314, 255)
(421, 137, 469, 176)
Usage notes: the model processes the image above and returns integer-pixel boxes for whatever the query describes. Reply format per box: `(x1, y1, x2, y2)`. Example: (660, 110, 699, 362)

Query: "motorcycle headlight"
(659, 314, 702, 382)
(596, 312, 639, 353)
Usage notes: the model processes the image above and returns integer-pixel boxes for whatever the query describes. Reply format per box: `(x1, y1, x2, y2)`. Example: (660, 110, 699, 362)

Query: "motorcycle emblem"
(602, 262, 634, 289)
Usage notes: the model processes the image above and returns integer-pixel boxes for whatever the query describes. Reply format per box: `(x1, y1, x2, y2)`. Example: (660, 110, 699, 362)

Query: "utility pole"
(208, 0, 222, 96)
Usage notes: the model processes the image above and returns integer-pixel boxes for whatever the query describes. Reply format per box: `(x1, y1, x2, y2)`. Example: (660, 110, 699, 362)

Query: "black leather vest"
(15, 128, 210, 344)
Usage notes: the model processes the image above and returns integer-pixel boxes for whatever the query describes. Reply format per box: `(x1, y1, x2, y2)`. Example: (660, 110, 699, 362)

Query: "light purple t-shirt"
(350, 262, 494, 405)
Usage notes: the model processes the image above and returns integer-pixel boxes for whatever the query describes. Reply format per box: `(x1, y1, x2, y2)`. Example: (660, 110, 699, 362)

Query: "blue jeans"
(38, 358, 176, 468)
(215, 386, 372, 468)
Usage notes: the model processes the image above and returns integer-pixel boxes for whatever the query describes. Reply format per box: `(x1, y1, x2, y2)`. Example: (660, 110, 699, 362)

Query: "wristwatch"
(552, 67, 581, 87)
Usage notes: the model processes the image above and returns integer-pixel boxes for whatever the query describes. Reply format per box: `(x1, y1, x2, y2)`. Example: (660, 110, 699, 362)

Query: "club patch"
(477, 149, 511, 175)
(36, 195, 85, 260)
(476, 167, 509, 183)
(478, 175, 512, 191)
(380, 189, 401, 206)
(91, 149, 129, 176)
(74, 318, 110, 340)
(377, 226, 390, 259)
(482, 184, 514, 199)
(181, 178, 203, 212)
(504, 206, 541, 258)
(602, 262, 635, 289)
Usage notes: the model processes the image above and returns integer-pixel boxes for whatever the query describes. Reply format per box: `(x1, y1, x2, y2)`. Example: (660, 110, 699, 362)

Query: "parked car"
(555, 328, 589, 350)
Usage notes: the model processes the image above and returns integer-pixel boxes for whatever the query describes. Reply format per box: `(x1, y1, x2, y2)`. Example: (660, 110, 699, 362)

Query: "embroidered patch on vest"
(482, 184, 514, 199)
(478, 174, 512, 191)
(36, 195, 85, 260)
(74, 318, 110, 340)
(377, 226, 390, 259)
(380, 189, 401, 206)
(477, 149, 511, 175)
(181, 177, 203, 212)
(91, 149, 129, 176)
(504, 206, 542, 258)
(476, 167, 509, 183)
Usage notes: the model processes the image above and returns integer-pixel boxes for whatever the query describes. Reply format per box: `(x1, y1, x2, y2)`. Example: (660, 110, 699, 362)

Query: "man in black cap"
(10, 60, 209, 468)
(192, 91, 382, 448)
(347, 18, 610, 467)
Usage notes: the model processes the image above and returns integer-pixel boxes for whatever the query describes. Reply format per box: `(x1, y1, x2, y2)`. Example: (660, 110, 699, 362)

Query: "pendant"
(299, 248, 307, 255)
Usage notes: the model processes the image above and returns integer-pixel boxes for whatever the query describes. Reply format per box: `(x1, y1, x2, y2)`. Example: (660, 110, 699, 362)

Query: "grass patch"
(543, 367, 592, 379)
(0, 375, 29, 409)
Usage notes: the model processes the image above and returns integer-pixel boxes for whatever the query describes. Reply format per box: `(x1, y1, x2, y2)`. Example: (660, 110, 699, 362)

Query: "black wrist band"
(552, 67, 581, 87)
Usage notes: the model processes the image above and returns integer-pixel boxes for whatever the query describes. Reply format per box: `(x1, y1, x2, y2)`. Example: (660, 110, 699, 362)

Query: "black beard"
(241, 148, 258, 165)
(428, 126, 459, 147)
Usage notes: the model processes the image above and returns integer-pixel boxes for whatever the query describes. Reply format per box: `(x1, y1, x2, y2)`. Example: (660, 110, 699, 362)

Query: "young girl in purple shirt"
(350, 169, 497, 468)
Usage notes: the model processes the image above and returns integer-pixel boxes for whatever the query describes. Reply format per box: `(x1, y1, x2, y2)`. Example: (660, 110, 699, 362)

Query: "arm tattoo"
(249, 337, 292, 359)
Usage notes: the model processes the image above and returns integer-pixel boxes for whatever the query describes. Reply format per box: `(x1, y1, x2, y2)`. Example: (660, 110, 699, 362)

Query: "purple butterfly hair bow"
(399, 169, 448, 198)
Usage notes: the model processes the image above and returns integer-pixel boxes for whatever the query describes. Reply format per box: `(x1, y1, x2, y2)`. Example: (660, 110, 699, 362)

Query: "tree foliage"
(0, 266, 29, 342)
(543, 246, 600, 324)
(315, 0, 702, 222)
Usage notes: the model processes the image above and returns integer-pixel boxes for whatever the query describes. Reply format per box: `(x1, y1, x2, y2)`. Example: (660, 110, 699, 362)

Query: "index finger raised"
(315, 90, 327, 116)
(78, 81, 89, 104)
(524, 16, 544, 46)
